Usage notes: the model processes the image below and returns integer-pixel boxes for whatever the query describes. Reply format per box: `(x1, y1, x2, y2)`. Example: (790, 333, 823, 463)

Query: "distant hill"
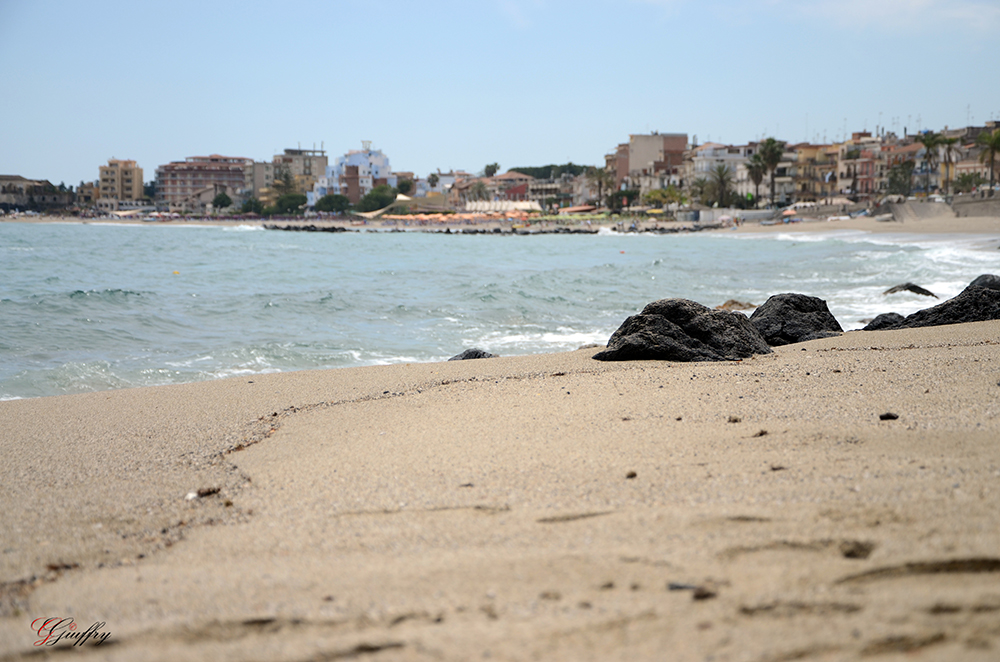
(507, 163, 591, 180)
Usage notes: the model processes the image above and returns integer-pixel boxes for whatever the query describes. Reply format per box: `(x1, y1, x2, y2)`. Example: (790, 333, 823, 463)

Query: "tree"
(314, 194, 350, 213)
(709, 164, 733, 207)
(212, 192, 233, 209)
(397, 179, 413, 195)
(953, 172, 986, 193)
(261, 193, 307, 215)
(608, 189, 640, 210)
(643, 185, 685, 207)
(887, 161, 915, 196)
(272, 166, 297, 196)
(759, 138, 785, 207)
(978, 128, 1000, 188)
(915, 132, 940, 193)
(428, 173, 440, 189)
(690, 177, 711, 205)
(484, 163, 500, 178)
(468, 180, 490, 201)
(355, 184, 396, 212)
(745, 153, 766, 207)
(241, 198, 264, 214)
(586, 166, 615, 207)
(939, 136, 959, 194)
(508, 163, 589, 179)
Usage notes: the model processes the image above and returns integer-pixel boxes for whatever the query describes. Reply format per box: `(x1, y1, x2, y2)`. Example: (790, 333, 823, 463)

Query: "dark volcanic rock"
(965, 274, 1000, 292)
(862, 313, 905, 331)
(883, 283, 938, 298)
(593, 298, 772, 362)
(448, 348, 498, 361)
(749, 293, 843, 346)
(892, 286, 1000, 329)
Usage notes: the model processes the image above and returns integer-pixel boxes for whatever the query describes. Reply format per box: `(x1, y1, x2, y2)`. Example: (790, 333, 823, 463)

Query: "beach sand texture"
(2, 319, 1000, 660)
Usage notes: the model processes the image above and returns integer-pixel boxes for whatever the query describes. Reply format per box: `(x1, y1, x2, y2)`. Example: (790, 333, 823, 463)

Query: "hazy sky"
(2, 0, 998, 187)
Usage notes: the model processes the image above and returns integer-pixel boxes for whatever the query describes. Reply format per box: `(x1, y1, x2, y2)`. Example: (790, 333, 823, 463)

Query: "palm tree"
(469, 180, 489, 201)
(915, 132, 940, 193)
(759, 138, 785, 207)
(939, 137, 958, 194)
(978, 128, 1000, 188)
(690, 177, 710, 206)
(586, 166, 615, 207)
(710, 164, 733, 207)
(745, 153, 766, 207)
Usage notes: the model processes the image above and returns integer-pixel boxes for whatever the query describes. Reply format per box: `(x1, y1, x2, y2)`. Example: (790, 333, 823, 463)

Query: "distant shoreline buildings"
(2, 119, 998, 215)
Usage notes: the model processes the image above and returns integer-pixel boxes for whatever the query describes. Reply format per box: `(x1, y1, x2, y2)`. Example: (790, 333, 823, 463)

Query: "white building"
(308, 142, 397, 206)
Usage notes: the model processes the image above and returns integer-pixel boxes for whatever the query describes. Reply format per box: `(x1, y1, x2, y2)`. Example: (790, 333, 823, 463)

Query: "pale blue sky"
(2, 0, 998, 187)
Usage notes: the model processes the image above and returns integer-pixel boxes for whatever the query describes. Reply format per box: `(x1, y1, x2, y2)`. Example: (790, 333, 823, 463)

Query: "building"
(76, 181, 100, 206)
(309, 143, 397, 206)
(628, 133, 687, 180)
(155, 155, 253, 208)
(272, 147, 327, 194)
(97, 159, 144, 210)
(0, 175, 74, 211)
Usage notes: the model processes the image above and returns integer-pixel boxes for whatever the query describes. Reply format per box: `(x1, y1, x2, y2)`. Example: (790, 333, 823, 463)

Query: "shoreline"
(4, 211, 1000, 237)
(2, 321, 1000, 659)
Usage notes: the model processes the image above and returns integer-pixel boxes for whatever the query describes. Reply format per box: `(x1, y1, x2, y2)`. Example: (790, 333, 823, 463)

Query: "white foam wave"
(223, 224, 264, 232)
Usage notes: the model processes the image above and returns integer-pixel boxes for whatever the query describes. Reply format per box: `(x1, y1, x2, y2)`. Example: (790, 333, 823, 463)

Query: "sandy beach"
(3, 311, 1000, 660)
(7, 208, 1000, 238)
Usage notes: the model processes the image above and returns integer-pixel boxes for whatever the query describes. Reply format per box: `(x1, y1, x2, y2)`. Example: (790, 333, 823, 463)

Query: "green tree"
(745, 153, 766, 207)
(241, 197, 264, 214)
(643, 185, 685, 207)
(314, 194, 350, 213)
(397, 179, 413, 195)
(212, 192, 233, 209)
(484, 163, 500, 178)
(272, 166, 297, 196)
(953, 172, 986, 193)
(939, 136, 959, 194)
(689, 177, 711, 205)
(978, 128, 1000, 188)
(507, 163, 589, 179)
(608, 189, 640, 210)
(887, 161, 915, 196)
(759, 138, 785, 207)
(469, 180, 490, 201)
(428, 173, 440, 188)
(915, 132, 940, 193)
(709, 164, 734, 207)
(268, 193, 306, 215)
(356, 184, 396, 212)
(586, 166, 616, 206)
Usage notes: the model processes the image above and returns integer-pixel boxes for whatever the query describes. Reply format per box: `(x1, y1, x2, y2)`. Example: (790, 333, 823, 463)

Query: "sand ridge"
(2, 321, 1000, 660)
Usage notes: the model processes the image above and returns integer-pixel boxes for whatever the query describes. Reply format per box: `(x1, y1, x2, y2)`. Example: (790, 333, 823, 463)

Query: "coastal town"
(2, 121, 999, 223)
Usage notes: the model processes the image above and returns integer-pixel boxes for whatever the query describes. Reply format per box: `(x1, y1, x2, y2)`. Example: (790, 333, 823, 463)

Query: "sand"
(3, 316, 1000, 660)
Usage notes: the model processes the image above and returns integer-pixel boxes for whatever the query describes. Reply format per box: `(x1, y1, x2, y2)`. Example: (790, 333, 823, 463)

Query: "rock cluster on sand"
(748, 293, 843, 346)
(449, 348, 498, 360)
(593, 299, 772, 362)
(863, 274, 1000, 331)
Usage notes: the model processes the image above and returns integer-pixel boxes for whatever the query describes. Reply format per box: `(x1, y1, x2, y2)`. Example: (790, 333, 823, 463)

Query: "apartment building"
(98, 159, 143, 202)
(309, 143, 396, 205)
(155, 155, 252, 207)
(272, 148, 327, 194)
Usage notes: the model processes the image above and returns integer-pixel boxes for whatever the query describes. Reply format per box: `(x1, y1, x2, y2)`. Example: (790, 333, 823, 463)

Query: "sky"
(2, 0, 999, 187)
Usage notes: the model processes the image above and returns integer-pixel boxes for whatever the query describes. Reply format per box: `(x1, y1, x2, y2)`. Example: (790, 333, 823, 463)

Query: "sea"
(2, 221, 998, 400)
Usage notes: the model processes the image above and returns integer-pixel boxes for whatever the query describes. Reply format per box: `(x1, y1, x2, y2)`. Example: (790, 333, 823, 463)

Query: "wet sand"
(3, 320, 1000, 660)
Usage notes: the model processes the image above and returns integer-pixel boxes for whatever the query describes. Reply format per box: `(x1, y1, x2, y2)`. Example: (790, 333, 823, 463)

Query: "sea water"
(2, 221, 998, 399)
